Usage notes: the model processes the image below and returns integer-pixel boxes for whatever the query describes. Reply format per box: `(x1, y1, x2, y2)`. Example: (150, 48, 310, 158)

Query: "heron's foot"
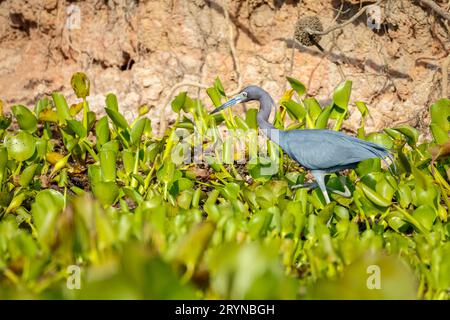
(327, 186, 352, 198)
(328, 176, 352, 198)
(291, 182, 318, 190)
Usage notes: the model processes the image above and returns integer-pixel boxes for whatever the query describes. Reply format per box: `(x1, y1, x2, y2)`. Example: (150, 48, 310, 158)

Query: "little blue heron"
(210, 85, 394, 204)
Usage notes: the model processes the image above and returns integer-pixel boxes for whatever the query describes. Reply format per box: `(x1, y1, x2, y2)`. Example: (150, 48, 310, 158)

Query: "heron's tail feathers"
(373, 149, 397, 176)
(355, 139, 397, 175)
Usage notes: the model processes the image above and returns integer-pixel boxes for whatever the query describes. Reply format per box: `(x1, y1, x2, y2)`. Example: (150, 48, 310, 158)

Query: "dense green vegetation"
(0, 73, 449, 299)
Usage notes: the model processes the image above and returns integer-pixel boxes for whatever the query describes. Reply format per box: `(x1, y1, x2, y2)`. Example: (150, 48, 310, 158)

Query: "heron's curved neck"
(257, 92, 279, 141)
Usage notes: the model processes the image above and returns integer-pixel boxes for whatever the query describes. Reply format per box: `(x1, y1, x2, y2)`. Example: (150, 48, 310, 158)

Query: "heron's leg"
(291, 182, 318, 190)
(312, 170, 330, 204)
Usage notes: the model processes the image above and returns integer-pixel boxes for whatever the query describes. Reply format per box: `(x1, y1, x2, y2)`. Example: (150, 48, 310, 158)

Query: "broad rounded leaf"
(5, 131, 36, 161)
(412, 205, 436, 231)
(171, 92, 187, 113)
(393, 125, 419, 147)
(105, 93, 119, 111)
(92, 181, 119, 206)
(12, 105, 37, 132)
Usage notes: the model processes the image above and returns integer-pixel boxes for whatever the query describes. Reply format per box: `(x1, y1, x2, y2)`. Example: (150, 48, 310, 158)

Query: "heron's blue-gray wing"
(281, 129, 388, 170)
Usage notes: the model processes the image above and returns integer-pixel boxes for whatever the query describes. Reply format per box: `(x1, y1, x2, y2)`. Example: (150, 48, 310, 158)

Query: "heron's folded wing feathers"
(284, 130, 385, 170)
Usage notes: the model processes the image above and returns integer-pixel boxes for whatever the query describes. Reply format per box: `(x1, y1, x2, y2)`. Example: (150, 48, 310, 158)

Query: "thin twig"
(442, 54, 450, 97)
(224, 0, 243, 96)
(158, 81, 209, 135)
(158, 0, 244, 135)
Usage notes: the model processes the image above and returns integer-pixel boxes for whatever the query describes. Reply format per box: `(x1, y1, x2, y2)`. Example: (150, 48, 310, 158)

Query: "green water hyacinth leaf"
(99, 149, 117, 182)
(282, 100, 306, 121)
(38, 108, 58, 123)
(333, 80, 352, 110)
(176, 177, 195, 192)
(430, 243, 450, 291)
(131, 117, 149, 146)
(412, 167, 438, 207)
(397, 183, 412, 208)
(286, 77, 306, 96)
(5, 131, 35, 161)
(157, 161, 175, 184)
(356, 158, 381, 176)
(315, 105, 333, 129)
(222, 137, 233, 164)
(234, 115, 249, 130)
(50, 154, 70, 177)
(87, 111, 96, 132)
(366, 132, 394, 149)
(361, 183, 391, 207)
(51, 92, 71, 125)
(131, 173, 145, 187)
(174, 222, 215, 280)
(35, 138, 47, 160)
(430, 123, 449, 144)
(71, 72, 90, 99)
(375, 179, 395, 202)
(206, 87, 222, 107)
(88, 164, 102, 185)
(355, 101, 369, 118)
(171, 92, 187, 113)
(0, 147, 7, 186)
(304, 97, 322, 125)
(138, 104, 150, 117)
(105, 93, 119, 111)
(0, 114, 12, 130)
(12, 105, 37, 132)
(383, 128, 404, 140)
(92, 181, 119, 207)
(34, 97, 52, 115)
(123, 186, 143, 205)
(330, 81, 350, 130)
(105, 107, 129, 130)
(31, 189, 65, 245)
(245, 109, 258, 129)
(387, 214, 407, 232)
(5, 192, 26, 214)
(430, 98, 450, 131)
(122, 150, 134, 175)
(177, 190, 193, 210)
(214, 77, 226, 97)
(412, 205, 436, 231)
(20, 163, 39, 187)
(67, 119, 87, 138)
(221, 182, 240, 201)
(96, 116, 110, 149)
(249, 209, 274, 239)
(334, 205, 349, 221)
(393, 125, 419, 147)
(69, 102, 84, 117)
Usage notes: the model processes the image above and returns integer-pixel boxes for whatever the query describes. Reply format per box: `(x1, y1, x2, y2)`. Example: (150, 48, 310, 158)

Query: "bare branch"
(417, 0, 450, 22)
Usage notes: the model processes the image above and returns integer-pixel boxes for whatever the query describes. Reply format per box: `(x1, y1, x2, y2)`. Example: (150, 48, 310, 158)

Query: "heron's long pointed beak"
(209, 93, 246, 114)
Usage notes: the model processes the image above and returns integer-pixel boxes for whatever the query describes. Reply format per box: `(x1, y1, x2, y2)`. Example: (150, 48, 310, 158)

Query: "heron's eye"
(242, 92, 248, 98)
